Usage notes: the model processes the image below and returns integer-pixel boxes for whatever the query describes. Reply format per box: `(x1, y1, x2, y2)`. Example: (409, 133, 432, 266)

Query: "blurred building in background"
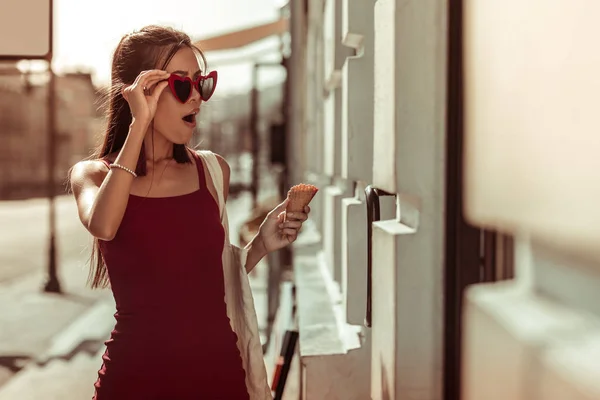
(0, 64, 282, 201)
(195, 83, 282, 156)
(0, 63, 100, 199)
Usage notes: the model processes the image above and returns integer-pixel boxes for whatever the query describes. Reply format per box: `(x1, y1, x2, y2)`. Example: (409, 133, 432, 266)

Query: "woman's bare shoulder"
(69, 155, 112, 189)
(214, 153, 229, 172)
(194, 150, 230, 172)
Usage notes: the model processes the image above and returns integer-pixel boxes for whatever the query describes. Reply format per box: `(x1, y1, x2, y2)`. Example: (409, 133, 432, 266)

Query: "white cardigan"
(197, 150, 273, 400)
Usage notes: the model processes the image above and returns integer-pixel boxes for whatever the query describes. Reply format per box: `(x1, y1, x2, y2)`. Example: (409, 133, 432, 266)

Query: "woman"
(69, 25, 309, 400)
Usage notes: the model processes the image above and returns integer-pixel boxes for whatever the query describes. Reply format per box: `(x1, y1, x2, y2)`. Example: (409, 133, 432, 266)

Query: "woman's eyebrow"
(171, 70, 202, 77)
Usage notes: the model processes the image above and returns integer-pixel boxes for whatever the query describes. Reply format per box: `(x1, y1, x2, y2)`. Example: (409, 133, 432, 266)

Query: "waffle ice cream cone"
(286, 184, 318, 217)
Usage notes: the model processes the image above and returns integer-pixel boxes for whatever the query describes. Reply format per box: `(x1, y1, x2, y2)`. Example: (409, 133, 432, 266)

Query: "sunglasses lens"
(172, 79, 192, 103)
(199, 76, 216, 100)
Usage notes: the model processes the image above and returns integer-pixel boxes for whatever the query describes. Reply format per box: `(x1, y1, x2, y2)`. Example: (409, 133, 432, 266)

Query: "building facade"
(286, 1, 600, 399)
(289, 0, 448, 398)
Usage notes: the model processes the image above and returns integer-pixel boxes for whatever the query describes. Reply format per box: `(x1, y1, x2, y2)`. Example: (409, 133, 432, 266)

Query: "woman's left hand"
(257, 199, 310, 254)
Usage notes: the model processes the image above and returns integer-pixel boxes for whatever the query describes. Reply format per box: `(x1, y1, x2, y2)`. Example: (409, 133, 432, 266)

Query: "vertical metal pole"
(44, 66, 61, 293)
(287, 0, 305, 187)
(279, 2, 290, 201)
(250, 64, 259, 209)
(281, 57, 290, 199)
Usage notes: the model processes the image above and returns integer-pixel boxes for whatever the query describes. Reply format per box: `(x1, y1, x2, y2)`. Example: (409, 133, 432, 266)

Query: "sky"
(49, 0, 287, 94)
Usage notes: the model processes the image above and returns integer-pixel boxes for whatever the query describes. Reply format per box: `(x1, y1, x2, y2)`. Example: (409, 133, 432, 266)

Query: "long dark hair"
(89, 25, 207, 288)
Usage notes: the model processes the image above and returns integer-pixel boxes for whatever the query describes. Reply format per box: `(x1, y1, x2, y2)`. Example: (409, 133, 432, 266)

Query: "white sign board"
(0, 0, 51, 59)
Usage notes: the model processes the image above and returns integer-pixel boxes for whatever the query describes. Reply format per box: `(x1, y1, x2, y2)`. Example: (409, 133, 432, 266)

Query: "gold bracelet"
(110, 163, 137, 178)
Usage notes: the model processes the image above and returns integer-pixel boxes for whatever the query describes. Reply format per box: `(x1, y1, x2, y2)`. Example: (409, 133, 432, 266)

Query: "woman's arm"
(244, 237, 268, 273)
(70, 69, 168, 241)
(215, 154, 267, 273)
(70, 120, 148, 241)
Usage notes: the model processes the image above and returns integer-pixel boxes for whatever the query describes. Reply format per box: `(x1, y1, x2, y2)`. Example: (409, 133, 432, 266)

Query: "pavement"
(0, 189, 275, 399)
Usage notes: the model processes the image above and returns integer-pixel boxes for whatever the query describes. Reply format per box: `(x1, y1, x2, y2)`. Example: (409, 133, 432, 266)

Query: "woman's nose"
(189, 85, 201, 103)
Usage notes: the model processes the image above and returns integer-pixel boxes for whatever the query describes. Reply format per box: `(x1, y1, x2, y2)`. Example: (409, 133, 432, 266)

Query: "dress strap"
(99, 158, 111, 168)
(195, 150, 225, 220)
(190, 150, 207, 190)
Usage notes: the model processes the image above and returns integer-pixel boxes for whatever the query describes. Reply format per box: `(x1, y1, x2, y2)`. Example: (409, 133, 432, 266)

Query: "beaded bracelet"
(110, 163, 138, 178)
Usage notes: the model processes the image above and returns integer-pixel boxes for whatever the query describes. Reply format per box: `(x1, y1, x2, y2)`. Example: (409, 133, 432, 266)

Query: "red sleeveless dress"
(93, 152, 249, 400)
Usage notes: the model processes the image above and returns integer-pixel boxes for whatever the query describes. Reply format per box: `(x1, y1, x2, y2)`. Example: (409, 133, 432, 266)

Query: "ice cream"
(285, 183, 318, 219)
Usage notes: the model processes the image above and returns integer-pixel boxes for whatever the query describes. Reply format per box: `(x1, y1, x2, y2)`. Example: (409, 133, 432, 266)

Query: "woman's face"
(152, 46, 203, 144)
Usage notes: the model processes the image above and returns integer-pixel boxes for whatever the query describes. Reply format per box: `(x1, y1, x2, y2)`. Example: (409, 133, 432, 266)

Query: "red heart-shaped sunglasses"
(167, 71, 217, 103)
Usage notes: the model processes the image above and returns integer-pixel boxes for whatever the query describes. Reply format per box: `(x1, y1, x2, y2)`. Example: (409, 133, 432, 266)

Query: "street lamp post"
(43, 5, 61, 293)
(43, 63, 61, 294)
(250, 64, 259, 210)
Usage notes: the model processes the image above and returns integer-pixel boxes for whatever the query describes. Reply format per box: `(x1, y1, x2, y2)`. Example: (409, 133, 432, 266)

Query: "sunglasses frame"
(167, 70, 218, 103)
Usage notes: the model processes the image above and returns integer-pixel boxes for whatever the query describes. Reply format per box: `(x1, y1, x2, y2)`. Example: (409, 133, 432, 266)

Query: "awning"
(194, 18, 288, 52)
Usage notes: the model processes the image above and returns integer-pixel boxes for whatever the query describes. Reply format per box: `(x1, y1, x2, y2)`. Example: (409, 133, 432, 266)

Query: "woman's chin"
(170, 132, 193, 145)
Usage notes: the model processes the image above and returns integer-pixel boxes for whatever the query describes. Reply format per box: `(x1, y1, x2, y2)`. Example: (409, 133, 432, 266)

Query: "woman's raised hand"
(121, 69, 170, 125)
(257, 199, 310, 253)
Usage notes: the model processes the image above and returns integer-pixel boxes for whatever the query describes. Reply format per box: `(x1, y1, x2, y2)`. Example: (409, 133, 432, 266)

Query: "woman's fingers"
(122, 70, 169, 106)
(138, 71, 170, 93)
(282, 228, 298, 238)
(134, 69, 169, 86)
(126, 70, 169, 98)
(280, 218, 303, 237)
(285, 212, 308, 222)
(151, 80, 169, 102)
(275, 204, 309, 241)
(277, 211, 285, 224)
(280, 220, 302, 229)
(129, 70, 154, 94)
(142, 75, 169, 97)
(139, 70, 170, 85)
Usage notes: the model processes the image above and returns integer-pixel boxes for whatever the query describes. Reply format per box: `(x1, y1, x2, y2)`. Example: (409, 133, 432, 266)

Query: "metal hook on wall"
(364, 185, 396, 327)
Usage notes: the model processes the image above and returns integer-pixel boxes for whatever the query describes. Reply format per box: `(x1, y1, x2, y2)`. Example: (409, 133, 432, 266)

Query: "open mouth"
(182, 113, 195, 123)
